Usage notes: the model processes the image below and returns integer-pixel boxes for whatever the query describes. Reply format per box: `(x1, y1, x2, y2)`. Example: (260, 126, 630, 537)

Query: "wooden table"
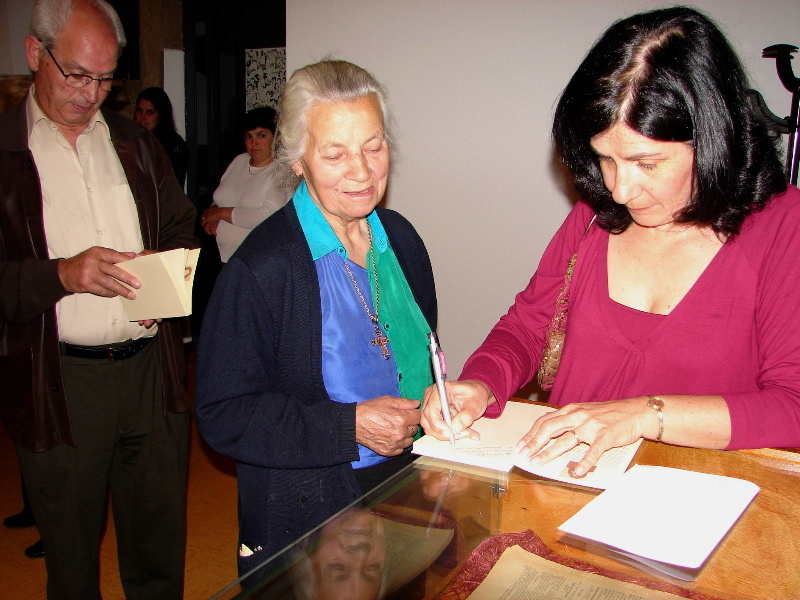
(493, 442, 800, 599)
(207, 436, 800, 600)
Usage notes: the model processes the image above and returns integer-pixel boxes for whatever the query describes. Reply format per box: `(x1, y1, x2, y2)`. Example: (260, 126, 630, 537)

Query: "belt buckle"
(108, 347, 116, 361)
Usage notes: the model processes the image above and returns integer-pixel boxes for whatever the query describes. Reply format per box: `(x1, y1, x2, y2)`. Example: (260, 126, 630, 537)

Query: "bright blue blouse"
(295, 182, 407, 469)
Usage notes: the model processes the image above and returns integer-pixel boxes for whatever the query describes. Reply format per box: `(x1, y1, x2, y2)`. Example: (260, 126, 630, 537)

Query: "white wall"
(164, 48, 185, 138)
(0, 0, 35, 74)
(287, 0, 800, 385)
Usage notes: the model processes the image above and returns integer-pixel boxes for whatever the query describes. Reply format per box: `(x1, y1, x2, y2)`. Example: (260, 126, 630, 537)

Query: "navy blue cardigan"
(195, 201, 437, 567)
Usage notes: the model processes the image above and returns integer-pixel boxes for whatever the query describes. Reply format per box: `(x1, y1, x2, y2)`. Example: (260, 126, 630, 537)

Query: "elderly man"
(0, 1, 197, 598)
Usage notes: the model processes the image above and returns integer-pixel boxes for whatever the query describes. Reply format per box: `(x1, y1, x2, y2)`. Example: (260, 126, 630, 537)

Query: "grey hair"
(31, 0, 126, 52)
(274, 59, 394, 190)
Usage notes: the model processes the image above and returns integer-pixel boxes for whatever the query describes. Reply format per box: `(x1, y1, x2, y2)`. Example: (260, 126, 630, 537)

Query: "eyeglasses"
(42, 44, 122, 92)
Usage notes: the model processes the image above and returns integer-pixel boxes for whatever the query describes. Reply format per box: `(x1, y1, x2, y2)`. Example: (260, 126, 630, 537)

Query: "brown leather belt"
(59, 336, 153, 361)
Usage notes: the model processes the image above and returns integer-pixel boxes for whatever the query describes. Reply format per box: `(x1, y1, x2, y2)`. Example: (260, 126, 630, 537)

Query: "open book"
(413, 401, 641, 490)
(558, 464, 759, 580)
(118, 248, 200, 320)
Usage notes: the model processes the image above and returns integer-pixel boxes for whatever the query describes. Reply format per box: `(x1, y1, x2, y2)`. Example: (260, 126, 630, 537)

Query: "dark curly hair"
(242, 106, 277, 135)
(552, 6, 786, 236)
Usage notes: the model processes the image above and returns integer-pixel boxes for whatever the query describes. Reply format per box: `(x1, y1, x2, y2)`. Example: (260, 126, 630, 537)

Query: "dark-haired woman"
(422, 6, 800, 475)
(134, 86, 188, 186)
(202, 106, 288, 262)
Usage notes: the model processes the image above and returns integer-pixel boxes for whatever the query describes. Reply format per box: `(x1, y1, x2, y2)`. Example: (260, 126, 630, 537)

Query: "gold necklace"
(341, 225, 391, 360)
(248, 163, 268, 175)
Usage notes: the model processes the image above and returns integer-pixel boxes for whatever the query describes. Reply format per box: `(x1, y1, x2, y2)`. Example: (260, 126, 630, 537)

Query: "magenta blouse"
(461, 186, 800, 450)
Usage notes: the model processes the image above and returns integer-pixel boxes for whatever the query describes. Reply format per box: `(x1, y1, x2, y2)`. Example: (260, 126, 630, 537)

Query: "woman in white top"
(202, 107, 289, 262)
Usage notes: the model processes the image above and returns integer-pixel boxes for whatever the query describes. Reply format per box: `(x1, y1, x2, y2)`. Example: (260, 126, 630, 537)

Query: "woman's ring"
(569, 430, 582, 445)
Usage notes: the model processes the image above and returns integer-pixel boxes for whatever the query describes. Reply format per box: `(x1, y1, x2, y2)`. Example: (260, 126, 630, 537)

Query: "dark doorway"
(182, 1, 286, 338)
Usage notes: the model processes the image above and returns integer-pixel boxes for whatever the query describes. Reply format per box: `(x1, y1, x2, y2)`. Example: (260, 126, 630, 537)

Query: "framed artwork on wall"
(245, 47, 286, 111)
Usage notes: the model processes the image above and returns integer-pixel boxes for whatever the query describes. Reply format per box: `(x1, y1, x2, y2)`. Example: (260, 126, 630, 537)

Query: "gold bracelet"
(647, 396, 664, 442)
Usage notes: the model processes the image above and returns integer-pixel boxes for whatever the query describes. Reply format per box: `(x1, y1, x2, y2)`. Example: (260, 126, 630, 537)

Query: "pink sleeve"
(724, 188, 800, 449)
(460, 202, 596, 418)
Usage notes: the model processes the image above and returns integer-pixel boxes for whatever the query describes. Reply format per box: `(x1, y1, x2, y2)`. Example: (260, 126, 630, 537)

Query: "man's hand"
(57, 247, 139, 298)
(138, 318, 162, 329)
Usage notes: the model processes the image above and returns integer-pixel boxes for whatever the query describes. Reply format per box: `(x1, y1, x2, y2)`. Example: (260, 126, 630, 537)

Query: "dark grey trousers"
(17, 341, 190, 600)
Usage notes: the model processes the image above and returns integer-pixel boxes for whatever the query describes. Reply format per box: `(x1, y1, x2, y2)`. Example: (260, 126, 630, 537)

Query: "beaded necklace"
(340, 225, 391, 359)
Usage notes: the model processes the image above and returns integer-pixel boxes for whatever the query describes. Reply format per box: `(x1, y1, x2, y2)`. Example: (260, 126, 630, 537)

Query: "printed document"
(467, 544, 687, 599)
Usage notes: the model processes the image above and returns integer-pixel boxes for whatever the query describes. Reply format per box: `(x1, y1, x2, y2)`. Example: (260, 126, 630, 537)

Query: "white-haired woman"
(196, 60, 438, 573)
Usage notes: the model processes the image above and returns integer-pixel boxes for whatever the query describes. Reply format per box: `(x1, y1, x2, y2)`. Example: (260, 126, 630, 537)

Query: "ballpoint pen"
(428, 332, 456, 447)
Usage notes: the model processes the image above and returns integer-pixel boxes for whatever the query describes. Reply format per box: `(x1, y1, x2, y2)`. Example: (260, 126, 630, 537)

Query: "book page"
(513, 438, 642, 490)
(182, 248, 200, 297)
(467, 545, 687, 600)
(558, 465, 759, 570)
(414, 402, 639, 488)
(158, 247, 199, 301)
(414, 402, 554, 471)
(118, 248, 199, 320)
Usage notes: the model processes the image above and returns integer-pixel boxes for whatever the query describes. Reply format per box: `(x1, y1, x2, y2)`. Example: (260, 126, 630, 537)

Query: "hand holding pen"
(421, 360, 496, 443)
(428, 333, 456, 446)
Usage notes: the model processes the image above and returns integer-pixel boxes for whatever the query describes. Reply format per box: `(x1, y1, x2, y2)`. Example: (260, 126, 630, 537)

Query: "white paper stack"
(558, 464, 759, 580)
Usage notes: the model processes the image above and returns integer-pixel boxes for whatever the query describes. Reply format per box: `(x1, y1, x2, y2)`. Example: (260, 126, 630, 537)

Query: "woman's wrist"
(639, 395, 665, 441)
(646, 396, 665, 442)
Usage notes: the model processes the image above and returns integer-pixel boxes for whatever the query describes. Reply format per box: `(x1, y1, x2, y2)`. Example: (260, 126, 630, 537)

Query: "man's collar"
(26, 84, 109, 141)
